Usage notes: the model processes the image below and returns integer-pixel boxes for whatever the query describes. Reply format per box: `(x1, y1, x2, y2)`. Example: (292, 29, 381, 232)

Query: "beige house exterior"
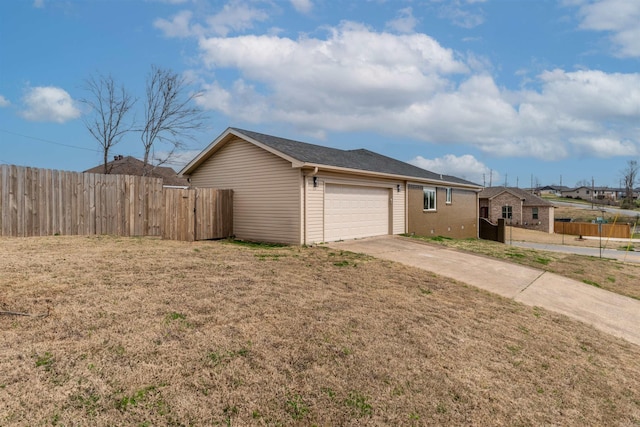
(181, 128, 482, 244)
(479, 187, 555, 233)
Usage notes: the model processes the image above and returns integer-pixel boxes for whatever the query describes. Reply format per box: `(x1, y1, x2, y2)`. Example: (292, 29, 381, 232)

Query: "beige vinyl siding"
(189, 138, 301, 244)
(305, 175, 324, 244)
(304, 171, 405, 244)
(392, 183, 405, 235)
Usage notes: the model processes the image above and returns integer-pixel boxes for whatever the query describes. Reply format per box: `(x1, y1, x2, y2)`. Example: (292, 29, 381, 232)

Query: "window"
(532, 207, 539, 220)
(502, 205, 512, 219)
(423, 187, 436, 211)
(445, 187, 452, 204)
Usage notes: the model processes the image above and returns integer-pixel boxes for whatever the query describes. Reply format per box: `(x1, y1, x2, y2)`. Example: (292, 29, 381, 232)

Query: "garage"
(324, 184, 390, 241)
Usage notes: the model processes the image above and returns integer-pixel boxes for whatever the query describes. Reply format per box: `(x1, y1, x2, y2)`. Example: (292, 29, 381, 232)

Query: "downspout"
(475, 188, 482, 239)
(404, 181, 409, 235)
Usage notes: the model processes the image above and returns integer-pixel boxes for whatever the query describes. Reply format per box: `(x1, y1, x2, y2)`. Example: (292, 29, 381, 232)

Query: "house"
(84, 155, 188, 186)
(180, 128, 482, 245)
(479, 187, 555, 233)
(560, 186, 621, 202)
(536, 185, 570, 197)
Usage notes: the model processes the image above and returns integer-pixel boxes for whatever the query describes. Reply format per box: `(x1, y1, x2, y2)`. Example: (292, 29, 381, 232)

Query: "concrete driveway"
(327, 236, 640, 347)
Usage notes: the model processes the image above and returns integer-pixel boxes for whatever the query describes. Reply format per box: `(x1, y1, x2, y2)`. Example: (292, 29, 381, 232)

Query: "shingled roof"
(228, 128, 480, 187)
(479, 186, 554, 206)
(84, 155, 188, 186)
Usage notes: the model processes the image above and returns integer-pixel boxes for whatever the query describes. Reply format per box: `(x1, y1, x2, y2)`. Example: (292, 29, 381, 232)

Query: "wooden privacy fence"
(162, 188, 233, 242)
(0, 164, 233, 241)
(554, 221, 631, 239)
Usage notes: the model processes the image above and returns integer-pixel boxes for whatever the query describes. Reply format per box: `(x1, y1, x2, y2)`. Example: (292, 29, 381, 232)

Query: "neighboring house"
(84, 155, 188, 186)
(180, 127, 482, 245)
(536, 185, 570, 197)
(560, 186, 620, 202)
(479, 187, 555, 233)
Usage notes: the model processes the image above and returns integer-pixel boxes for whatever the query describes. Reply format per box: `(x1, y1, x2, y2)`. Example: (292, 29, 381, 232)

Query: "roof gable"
(479, 186, 554, 207)
(181, 127, 481, 188)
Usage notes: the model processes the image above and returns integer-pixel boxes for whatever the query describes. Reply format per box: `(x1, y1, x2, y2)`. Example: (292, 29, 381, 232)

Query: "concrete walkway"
(327, 236, 640, 347)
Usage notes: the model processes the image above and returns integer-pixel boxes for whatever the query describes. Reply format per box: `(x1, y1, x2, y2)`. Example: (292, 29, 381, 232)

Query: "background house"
(84, 155, 188, 187)
(479, 187, 555, 233)
(536, 185, 570, 197)
(560, 186, 620, 202)
(181, 127, 482, 244)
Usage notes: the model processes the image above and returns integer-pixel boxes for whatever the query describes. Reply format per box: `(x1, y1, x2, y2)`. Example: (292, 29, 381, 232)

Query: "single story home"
(561, 186, 620, 202)
(535, 185, 570, 197)
(180, 128, 482, 244)
(479, 186, 555, 233)
(84, 155, 188, 186)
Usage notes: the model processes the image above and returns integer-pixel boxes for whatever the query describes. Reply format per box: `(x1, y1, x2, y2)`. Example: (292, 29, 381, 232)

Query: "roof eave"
(300, 163, 482, 190)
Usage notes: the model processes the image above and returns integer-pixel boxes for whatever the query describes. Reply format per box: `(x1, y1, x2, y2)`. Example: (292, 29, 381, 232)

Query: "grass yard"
(414, 228, 640, 301)
(1, 236, 640, 426)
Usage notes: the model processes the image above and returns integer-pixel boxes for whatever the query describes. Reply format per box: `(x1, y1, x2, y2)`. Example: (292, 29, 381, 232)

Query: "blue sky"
(1, 0, 639, 188)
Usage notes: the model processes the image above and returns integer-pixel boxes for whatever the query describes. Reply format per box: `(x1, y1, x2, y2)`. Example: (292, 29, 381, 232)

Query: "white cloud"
(437, 0, 485, 29)
(154, 10, 195, 38)
(0, 95, 10, 107)
(409, 154, 495, 185)
(20, 86, 81, 123)
(385, 7, 418, 34)
(574, 0, 640, 57)
(154, 1, 269, 38)
(184, 19, 640, 161)
(33, 0, 44, 8)
(290, 0, 313, 14)
(205, 1, 269, 37)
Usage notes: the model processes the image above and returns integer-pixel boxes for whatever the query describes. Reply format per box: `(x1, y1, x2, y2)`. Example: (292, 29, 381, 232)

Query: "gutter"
(298, 163, 482, 190)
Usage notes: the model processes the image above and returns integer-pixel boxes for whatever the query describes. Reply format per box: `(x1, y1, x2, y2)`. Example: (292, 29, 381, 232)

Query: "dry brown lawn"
(1, 236, 640, 426)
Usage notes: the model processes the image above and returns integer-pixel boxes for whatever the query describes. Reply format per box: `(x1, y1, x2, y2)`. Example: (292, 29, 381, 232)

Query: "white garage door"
(324, 184, 390, 241)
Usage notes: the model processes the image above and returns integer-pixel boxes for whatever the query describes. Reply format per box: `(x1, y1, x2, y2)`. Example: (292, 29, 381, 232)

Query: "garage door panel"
(324, 184, 389, 241)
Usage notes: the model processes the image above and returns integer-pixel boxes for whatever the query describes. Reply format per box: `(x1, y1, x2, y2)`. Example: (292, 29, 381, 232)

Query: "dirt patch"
(1, 236, 640, 425)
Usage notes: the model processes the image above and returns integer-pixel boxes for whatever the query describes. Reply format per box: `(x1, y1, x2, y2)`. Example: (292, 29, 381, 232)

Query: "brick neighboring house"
(479, 186, 555, 233)
(84, 155, 188, 186)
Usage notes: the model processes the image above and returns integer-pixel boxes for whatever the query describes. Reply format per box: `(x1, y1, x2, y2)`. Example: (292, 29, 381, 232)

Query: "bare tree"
(140, 66, 205, 175)
(81, 74, 136, 174)
(621, 160, 638, 208)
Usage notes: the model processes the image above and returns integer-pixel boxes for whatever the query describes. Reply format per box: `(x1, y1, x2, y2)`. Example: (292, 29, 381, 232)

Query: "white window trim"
(423, 187, 436, 211)
(445, 187, 452, 204)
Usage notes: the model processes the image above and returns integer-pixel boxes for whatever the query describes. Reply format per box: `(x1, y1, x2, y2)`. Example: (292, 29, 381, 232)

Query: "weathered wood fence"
(0, 164, 232, 241)
(162, 187, 233, 242)
(554, 221, 630, 239)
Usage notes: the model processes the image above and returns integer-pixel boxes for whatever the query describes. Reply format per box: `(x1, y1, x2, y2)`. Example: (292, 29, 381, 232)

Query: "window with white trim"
(502, 205, 512, 219)
(445, 187, 452, 204)
(423, 187, 436, 211)
(532, 207, 539, 220)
